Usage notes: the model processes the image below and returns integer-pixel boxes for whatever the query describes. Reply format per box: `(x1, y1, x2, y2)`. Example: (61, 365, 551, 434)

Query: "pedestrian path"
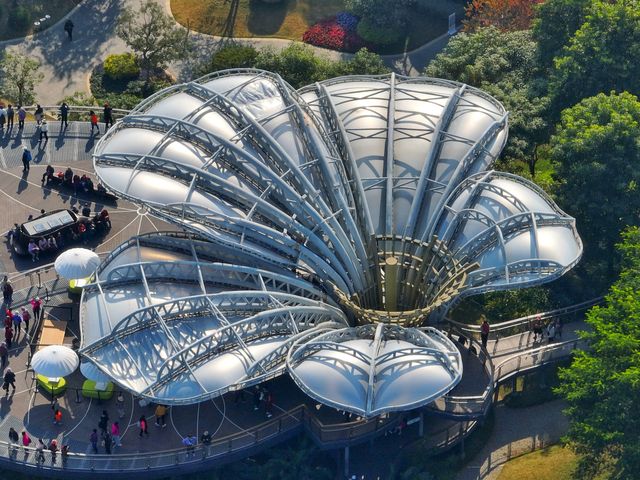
(0, 0, 454, 105)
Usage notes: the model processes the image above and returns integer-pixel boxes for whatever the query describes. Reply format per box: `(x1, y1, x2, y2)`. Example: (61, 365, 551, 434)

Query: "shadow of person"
(17, 171, 29, 194)
(247, 0, 288, 35)
(55, 132, 66, 150)
(34, 146, 46, 165)
(11, 129, 23, 149)
(85, 135, 95, 152)
(0, 129, 10, 148)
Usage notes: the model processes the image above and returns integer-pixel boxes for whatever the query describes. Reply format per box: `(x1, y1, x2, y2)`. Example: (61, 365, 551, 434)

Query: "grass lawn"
(171, 0, 463, 54)
(0, 0, 81, 40)
(497, 445, 578, 480)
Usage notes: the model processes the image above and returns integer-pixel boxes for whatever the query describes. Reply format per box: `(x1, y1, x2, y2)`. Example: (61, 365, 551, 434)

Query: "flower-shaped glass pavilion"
(80, 71, 582, 417)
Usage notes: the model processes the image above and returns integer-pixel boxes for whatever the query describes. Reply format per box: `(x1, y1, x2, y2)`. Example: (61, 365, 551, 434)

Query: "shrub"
(302, 16, 367, 52)
(103, 53, 140, 81)
(356, 17, 402, 45)
(197, 44, 258, 76)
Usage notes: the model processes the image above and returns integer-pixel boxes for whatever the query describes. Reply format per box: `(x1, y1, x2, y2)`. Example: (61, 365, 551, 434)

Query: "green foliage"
(332, 48, 390, 76)
(425, 27, 549, 174)
(116, 0, 190, 79)
(103, 53, 140, 81)
(254, 43, 334, 89)
(197, 43, 259, 77)
(0, 51, 43, 105)
(9, 6, 30, 32)
(259, 439, 333, 480)
(482, 287, 553, 321)
(532, 0, 592, 66)
(557, 227, 640, 479)
(551, 92, 640, 281)
(550, 0, 640, 113)
(356, 17, 402, 45)
(346, 0, 414, 44)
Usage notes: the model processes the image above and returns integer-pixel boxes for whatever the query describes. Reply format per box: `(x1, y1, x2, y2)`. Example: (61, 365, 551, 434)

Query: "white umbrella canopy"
(80, 361, 110, 383)
(31, 345, 79, 379)
(54, 248, 100, 280)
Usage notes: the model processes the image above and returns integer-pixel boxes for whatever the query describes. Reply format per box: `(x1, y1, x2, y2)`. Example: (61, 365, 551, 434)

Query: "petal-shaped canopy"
(80, 71, 582, 413)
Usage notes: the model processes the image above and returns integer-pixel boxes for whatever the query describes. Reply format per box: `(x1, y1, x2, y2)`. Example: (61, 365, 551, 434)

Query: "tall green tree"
(532, 0, 592, 66)
(425, 27, 549, 175)
(551, 92, 640, 280)
(332, 48, 390, 77)
(346, 0, 414, 44)
(254, 43, 334, 89)
(116, 0, 190, 80)
(557, 227, 640, 480)
(0, 51, 43, 105)
(550, 0, 640, 113)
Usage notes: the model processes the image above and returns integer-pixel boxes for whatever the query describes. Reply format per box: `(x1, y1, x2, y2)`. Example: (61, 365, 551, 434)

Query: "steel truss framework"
(83, 70, 583, 415)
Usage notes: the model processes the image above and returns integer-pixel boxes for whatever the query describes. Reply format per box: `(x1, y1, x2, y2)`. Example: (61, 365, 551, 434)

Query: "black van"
(10, 209, 79, 256)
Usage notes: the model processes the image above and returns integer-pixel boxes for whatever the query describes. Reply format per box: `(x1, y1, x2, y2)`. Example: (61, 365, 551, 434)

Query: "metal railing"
(18, 105, 131, 119)
(445, 297, 602, 339)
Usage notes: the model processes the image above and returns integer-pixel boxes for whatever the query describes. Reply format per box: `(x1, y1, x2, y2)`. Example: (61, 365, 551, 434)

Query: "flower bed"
(302, 12, 368, 53)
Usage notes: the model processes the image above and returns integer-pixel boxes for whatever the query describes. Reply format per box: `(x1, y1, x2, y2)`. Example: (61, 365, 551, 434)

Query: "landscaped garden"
(171, 0, 465, 54)
(0, 0, 80, 40)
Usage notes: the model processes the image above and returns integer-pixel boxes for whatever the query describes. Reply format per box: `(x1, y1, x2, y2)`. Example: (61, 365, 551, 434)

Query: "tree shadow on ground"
(247, 0, 289, 35)
(31, 0, 125, 82)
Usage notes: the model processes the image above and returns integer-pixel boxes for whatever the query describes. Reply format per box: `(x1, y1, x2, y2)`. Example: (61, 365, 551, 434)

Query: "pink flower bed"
(303, 16, 367, 52)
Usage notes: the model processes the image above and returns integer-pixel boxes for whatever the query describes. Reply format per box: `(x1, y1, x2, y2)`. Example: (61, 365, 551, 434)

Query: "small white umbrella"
(31, 345, 79, 380)
(80, 361, 111, 390)
(54, 248, 100, 280)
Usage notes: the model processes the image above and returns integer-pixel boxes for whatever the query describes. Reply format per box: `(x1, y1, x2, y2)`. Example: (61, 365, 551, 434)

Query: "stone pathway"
(0, 0, 454, 105)
(456, 400, 569, 480)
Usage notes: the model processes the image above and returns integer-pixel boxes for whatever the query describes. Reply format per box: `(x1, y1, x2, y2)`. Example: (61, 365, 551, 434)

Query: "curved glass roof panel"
(84, 71, 582, 413)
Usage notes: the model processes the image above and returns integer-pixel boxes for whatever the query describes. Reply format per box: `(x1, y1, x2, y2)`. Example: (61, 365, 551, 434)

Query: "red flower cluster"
(302, 17, 367, 52)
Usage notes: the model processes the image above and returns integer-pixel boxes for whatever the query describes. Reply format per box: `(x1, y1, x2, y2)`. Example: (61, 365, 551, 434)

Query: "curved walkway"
(0, 0, 453, 105)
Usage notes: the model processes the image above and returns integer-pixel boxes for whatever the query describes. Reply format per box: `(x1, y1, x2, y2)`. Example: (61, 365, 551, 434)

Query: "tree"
(116, 0, 190, 80)
(196, 43, 259, 77)
(557, 227, 640, 479)
(551, 92, 640, 279)
(259, 439, 333, 480)
(550, 1, 640, 113)
(0, 51, 43, 105)
(425, 28, 549, 175)
(346, 0, 414, 44)
(332, 48, 390, 76)
(482, 287, 553, 321)
(254, 43, 334, 89)
(464, 0, 543, 32)
(531, 0, 592, 66)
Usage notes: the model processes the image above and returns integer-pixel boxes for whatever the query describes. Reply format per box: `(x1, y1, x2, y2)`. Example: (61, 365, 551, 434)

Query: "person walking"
(31, 297, 42, 322)
(64, 19, 74, 41)
(2, 280, 12, 307)
(34, 105, 43, 126)
(138, 415, 149, 437)
(89, 110, 99, 135)
(103, 432, 112, 454)
(6, 104, 14, 129)
(103, 103, 113, 130)
(200, 430, 211, 446)
(265, 390, 274, 418)
(21, 146, 32, 172)
(53, 408, 63, 426)
(39, 119, 49, 142)
(0, 105, 6, 130)
(21, 431, 32, 452)
(154, 404, 167, 427)
(116, 392, 125, 418)
(48, 438, 58, 464)
(5, 325, 13, 349)
(3, 367, 16, 395)
(98, 410, 109, 435)
(111, 421, 122, 447)
(61, 444, 69, 467)
(547, 321, 556, 343)
(59, 102, 69, 129)
(89, 429, 98, 453)
(12, 310, 22, 337)
(182, 434, 196, 457)
(0, 341, 7, 370)
(35, 438, 46, 464)
(21, 308, 30, 336)
(480, 316, 490, 349)
(17, 105, 26, 129)
(8, 427, 19, 458)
